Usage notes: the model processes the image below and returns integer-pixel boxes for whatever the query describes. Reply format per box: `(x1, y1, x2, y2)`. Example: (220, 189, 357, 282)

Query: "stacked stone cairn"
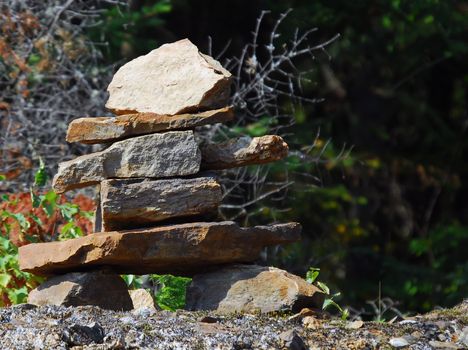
(19, 39, 323, 313)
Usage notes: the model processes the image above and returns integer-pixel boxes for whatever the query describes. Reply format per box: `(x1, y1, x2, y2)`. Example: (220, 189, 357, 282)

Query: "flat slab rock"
(100, 175, 222, 231)
(66, 107, 234, 144)
(106, 39, 232, 115)
(201, 135, 288, 170)
(185, 265, 324, 314)
(53, 131, 200, 193)
(28, 271, 133, 311)
(19, 221, 301, 276)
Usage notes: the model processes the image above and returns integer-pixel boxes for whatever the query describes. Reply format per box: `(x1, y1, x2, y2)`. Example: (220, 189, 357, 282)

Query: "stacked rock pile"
(19, 39, 322, 313)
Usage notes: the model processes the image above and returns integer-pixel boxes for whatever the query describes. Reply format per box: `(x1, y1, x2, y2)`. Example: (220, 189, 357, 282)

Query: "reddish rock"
(19, 221, 301, 276)
(66, 107, 234, 144)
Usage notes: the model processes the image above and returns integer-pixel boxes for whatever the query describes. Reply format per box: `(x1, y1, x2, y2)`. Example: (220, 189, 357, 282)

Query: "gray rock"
(279, 329, 308, 350)
(201, 135, 288, 170)
(106, 39, 232, 115)
(100, 175, 222, 231)
(389, 336, 413, 347)
(19, 222, 301, 276)
(27, 271, 133, 311)
(185, 264, 324, 314)
(62, 322, 105, 346)
(53, 131, 201, 193)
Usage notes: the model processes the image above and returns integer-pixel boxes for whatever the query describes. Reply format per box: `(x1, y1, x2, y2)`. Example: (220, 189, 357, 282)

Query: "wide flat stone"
(66, 107, 234, 144)
(27, 271, 133, 311)
(100, 176, 222, 231)
(19, 221, 301, 276)
(201, 135, 288, 170)
(53, 131, 200, 193)
(185, 265, 324, 314)
(106, 39, 232, 115)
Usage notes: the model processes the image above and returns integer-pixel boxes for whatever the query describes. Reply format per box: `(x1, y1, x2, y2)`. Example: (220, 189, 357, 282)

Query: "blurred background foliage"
(1, 0, 467, 314)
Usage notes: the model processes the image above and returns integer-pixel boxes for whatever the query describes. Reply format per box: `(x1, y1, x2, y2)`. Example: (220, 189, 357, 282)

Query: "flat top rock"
(19, 221, 301, 276)
(66, 107, 234, 144)
(106, 39, 232, 115)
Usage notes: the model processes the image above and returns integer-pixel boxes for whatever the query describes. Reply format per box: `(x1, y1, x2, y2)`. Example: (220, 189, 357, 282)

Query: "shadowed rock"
(201, 135, 288, 170)
(100, 176, 222, 231)
(27, 271, 133, 311)
(53, 131, 201, 193)
(185, 265, 324, 314)
(66, 107, 234, 144)
(106, 39, 232, 115)
(19, 221, 301, 276)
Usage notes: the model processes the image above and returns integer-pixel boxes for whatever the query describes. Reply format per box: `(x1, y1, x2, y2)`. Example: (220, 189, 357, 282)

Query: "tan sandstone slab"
(66, 107, 234, 144)
(185, 265, 324, 314)
(106, 39, 232, 115)
(129, 289, 158, 310)
(100, 176, 222, 231)
(201, 135, 289, 170)
(19, 221, 301, 276)
(53, 131, 200, 193)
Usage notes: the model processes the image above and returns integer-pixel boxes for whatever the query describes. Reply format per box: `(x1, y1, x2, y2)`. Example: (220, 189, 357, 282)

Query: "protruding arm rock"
(201, 135, 289, 170)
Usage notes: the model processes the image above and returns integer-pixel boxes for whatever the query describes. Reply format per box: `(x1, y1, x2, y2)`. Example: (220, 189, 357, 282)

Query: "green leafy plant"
(122, 273, 191, 311)
(0, 164, 94, 305)
(306, 267, 349, 320)
(150, 274, 191, 311)
(0, 234, 43, 306)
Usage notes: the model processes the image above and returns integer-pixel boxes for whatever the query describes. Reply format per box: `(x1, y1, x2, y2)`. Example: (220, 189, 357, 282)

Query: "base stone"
(27, 271, 133, 311)
(185, 264, 324, 314)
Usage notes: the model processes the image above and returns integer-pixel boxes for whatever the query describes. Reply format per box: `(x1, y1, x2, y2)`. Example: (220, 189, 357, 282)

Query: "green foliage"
(123, 273, 191, 311)
(150, 274, 191, 311)
(90, 0, 172, 60)
(0, 234, 43, 306)
(306, 267, 349, 320)
(0, 165, 93, 305)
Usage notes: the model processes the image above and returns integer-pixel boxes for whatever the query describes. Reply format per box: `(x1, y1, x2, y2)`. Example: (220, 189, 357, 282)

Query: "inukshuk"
(19, 39, 322, 313)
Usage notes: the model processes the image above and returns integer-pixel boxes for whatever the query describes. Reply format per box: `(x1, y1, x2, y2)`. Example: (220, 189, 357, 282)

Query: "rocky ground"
(0, 301, 467, 349)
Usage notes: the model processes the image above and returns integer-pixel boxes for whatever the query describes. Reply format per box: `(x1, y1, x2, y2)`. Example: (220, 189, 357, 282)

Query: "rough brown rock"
(201, 135, 288, 170)
(66, 107, 234, 144)
(185, 265, 324, 314)
(100, 176, 222, 231)
(129, 289, 157, 310)
(19, 221, 301, 276)
(27, 271, 133, 311)
(53, 131, 200, 193)
(106, 39, 232, 115)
